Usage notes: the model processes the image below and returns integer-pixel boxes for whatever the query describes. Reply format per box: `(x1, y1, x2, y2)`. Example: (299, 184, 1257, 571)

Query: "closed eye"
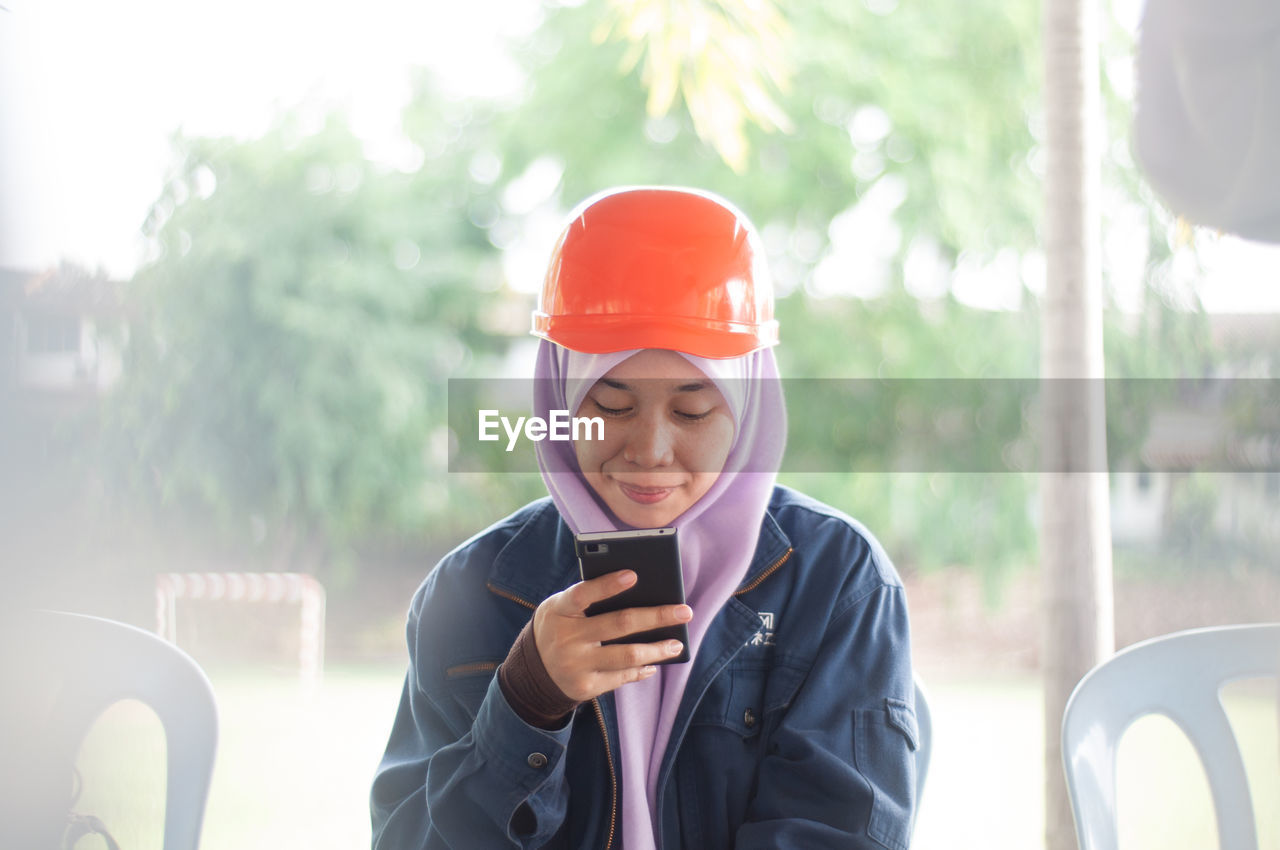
(592, 400, 631, 417)
(675, 410, 712, 421)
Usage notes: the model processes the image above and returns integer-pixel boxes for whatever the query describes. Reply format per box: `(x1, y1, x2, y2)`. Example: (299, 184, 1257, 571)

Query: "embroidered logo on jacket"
(747, 612, 776, 647)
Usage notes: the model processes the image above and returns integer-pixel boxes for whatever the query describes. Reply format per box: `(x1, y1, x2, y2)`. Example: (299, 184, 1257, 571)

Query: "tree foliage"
(594, 0, 794, 171)
(95, 0, 1239, 588)
(488, 0, 1041, 277)
(104, 107, 516, 573)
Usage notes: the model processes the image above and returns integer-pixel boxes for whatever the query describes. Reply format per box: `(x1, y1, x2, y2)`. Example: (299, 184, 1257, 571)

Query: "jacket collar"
(486, 498, 794, 608)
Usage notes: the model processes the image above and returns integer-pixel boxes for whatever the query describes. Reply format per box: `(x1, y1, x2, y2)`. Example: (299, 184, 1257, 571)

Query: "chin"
(609, 499, 685, 530)
(612, 507, 676, 529)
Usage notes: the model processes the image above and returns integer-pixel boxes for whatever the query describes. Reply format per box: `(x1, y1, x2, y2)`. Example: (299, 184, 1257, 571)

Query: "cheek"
(694, 416, 736, 472)
(573, 438, 597, 473)
(574, 424, 622, 471)
(684, 419, 733, 503)
(685, 470, 722, 505)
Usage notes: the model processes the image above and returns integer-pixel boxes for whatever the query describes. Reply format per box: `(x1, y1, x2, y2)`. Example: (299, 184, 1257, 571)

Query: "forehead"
(599, 350, 711, 385)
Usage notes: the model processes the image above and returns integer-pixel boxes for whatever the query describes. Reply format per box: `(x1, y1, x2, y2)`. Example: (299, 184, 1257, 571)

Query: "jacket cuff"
(472, 674, 574, 845)
(498, 619, 580, 729)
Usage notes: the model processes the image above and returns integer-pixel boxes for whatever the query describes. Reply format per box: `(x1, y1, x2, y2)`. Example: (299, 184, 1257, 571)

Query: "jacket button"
(743, 708, 756, 729)
(527, 752, 548, 769)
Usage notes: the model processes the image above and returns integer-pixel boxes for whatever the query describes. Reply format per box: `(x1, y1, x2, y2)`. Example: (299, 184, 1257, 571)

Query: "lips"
(616, 481, 677, 505)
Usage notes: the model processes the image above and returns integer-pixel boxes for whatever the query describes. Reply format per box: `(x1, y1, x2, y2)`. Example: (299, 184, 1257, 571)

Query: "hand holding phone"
(575, 528, 691, 664)
(529, 529, 692, 703)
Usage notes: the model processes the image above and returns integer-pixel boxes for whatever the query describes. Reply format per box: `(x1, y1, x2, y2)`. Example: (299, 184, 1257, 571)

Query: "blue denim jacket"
(371, 486, 917, 850)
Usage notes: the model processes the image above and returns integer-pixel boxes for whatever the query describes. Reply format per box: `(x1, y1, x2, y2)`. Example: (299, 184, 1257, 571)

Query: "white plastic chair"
(1061, 622, 1280, 850)
(914, 673, 933, 809)
(0, 610, 219, 850)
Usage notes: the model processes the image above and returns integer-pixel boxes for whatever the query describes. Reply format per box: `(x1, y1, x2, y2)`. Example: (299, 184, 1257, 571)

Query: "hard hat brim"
(532, 313, 778, 360)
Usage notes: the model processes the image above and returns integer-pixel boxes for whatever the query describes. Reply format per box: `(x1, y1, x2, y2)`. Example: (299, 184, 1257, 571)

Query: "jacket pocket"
(689, 665, 767, 739)
(853, 698, 918, 850)
(443, 659, 500, 720)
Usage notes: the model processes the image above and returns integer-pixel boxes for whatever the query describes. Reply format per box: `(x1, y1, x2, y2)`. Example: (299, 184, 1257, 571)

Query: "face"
(574, 349, 736, 528)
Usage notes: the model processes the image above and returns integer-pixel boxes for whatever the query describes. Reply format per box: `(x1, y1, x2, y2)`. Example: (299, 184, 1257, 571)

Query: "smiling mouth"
(616, 481, 676, 505)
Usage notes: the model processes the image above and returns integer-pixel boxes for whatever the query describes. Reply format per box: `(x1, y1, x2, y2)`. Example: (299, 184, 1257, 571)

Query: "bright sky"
(1, 0, 1278, 312)
(0, 0, 528, 277)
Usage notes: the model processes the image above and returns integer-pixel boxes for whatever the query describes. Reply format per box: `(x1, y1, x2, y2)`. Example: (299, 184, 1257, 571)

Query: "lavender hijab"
(533, 339, 786, 849)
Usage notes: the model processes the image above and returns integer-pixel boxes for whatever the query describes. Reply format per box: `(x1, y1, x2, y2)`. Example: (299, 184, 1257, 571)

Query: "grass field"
(74, 666, 1278, 850)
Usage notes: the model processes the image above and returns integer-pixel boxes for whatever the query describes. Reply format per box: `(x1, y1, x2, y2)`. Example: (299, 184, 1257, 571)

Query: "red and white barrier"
(155, 572, 326, 686)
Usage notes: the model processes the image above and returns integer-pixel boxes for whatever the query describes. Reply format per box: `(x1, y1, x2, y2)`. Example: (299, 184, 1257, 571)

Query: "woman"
(371, 187, 917, 849)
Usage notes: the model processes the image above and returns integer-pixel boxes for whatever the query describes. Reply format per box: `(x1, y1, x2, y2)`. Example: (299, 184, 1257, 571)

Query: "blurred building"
(1, 264, 124, 410)
(2, 264, 130, 613)
(1110, 314, 1280, 551)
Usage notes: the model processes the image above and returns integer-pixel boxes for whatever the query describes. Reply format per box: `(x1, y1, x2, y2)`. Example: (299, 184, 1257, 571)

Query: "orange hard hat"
(531, 186, 778, 359)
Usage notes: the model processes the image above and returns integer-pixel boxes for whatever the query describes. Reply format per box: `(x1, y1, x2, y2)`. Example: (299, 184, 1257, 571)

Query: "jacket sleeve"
(370, 586, 574, 849)
(735, 583, 918, 850)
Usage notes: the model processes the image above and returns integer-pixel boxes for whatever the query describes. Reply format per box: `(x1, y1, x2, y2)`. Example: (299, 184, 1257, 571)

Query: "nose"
(622, 415, 675, 468)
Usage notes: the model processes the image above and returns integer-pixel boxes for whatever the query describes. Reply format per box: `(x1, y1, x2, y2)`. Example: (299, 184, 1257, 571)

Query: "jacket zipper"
(486, 581, 618, 850)
(733, 547, 793, 596)
(487, 582, 536, 610)
(591, 697, 618, 850)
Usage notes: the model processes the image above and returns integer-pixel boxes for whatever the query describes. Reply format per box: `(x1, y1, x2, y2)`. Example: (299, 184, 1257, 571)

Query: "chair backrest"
(1061, 623, 1280, 850)
(0, 610, 219, 850)
(913, 673, 933, 808)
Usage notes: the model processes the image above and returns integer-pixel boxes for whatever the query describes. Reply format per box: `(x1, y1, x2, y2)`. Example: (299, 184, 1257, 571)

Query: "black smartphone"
(574, 527, 690, 664)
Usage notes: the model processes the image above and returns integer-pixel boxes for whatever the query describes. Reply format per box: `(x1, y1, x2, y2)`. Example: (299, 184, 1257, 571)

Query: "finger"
(597, 639, 686, 672)
(556, 570, 637, 615)
(594, 662, 661, 694)
(587, 604, 693, 644)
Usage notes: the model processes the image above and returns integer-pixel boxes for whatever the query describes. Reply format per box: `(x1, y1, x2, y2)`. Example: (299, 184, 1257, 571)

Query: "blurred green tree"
(412, 0, 1043, 582)
(98, 0, 1233, 596)
(775, 290, 1038, 587)
(422, 0, 1219, 583)
(103, 107, 517, 576)
(489, 0, 1040, 269)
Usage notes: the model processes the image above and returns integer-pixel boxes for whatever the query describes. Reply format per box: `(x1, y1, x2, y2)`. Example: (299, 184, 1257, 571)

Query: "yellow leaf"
(647, 58, 681, 116)
(598, 0, 793, 171)
(1174, 217, 1195, 248)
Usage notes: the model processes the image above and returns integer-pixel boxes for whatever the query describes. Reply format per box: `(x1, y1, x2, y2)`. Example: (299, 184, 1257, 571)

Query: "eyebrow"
(600, 378, 710, 393)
